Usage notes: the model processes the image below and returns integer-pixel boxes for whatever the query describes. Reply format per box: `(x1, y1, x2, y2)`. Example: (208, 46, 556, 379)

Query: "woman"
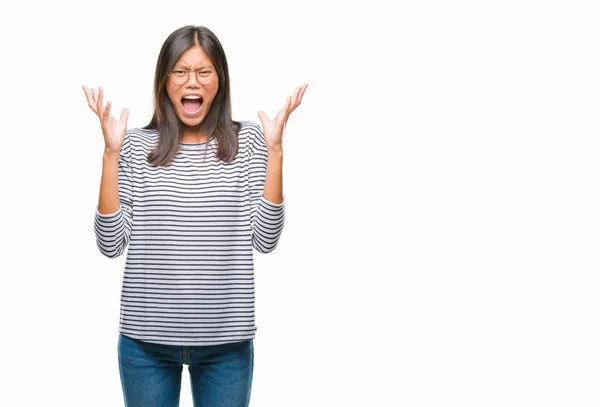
(83, 25, 307, 407)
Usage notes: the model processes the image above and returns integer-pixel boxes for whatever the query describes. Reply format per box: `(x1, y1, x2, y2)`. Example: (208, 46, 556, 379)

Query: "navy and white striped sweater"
(94, 121, 284, 346)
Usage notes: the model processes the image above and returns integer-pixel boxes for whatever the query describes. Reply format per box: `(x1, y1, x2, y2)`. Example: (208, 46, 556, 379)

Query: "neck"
(181, 126, 209, 144)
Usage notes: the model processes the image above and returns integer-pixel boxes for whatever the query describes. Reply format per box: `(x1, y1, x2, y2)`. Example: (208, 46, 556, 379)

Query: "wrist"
(267, 146, 283, 156)
(103, 148, 120, 159)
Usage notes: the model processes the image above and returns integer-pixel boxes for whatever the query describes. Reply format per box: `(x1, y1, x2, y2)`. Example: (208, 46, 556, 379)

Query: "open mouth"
(181, 95, 204, 115)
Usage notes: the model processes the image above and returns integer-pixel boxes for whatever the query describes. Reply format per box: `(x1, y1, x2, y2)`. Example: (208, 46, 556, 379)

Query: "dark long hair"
(145, 25, 239, 166)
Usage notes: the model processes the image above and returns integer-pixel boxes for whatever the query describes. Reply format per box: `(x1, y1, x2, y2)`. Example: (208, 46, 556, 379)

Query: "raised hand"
(257, 83, 308, 152)
(82, 86, 129, 154)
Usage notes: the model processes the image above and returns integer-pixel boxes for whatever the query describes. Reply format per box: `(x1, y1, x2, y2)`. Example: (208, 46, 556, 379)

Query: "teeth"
(183, 95, 201, 99)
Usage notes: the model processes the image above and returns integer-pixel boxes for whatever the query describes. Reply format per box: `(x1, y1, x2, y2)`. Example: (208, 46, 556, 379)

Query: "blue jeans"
(117, 333, 254, 407)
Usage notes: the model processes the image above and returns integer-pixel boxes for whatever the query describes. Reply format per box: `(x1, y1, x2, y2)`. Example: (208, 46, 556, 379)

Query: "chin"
(182, 118, 204, 127)
(177, 112, 205, 128)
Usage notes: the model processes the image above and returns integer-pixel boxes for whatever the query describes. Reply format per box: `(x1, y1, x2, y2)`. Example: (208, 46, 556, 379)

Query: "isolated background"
(1, 0, 599, 406)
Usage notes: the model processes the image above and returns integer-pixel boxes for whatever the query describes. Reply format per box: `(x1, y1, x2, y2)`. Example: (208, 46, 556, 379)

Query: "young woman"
(83, 25, 307, 407)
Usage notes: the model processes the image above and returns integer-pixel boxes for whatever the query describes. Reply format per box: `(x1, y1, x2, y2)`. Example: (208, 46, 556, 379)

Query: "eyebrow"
(173, 64, 214, 70)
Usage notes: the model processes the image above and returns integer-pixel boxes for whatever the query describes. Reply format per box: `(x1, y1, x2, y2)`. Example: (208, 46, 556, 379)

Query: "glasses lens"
(170, 70, 216, 85)
(197, 71, 216, 85)
(170, 70, 188, 85)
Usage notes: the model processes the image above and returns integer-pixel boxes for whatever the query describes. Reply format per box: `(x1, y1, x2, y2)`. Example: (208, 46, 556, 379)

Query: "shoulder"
(237, 121, 265, 156)
(125, 127, 159, 145)
(123, 127, 159, 156)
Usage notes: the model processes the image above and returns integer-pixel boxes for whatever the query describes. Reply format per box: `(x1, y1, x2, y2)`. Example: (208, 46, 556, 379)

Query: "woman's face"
(166, 45, 219, 132)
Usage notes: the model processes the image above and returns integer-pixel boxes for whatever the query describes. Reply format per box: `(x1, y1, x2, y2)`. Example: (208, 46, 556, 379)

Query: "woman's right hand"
(82, 86, 129, 154)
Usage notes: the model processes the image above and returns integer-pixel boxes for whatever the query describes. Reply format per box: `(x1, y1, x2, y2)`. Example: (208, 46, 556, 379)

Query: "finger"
(290, 83, 308, 113)
(290, 84, 302, 108)
(96, 87, 105, 118)
(82, 85, 91, 102)
(283, 95, 292, 117)
(103, 100, 112, 125)
(287, 87, 301, 114)
(119, 108, 129, 124)
(257, 110, 269, 128)
(297, 83, 308, 104)
(276, 96, 292, 125)
(82, 85, 99, 115)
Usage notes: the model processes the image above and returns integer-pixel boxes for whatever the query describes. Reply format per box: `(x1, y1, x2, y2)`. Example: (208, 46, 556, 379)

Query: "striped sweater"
(93, 121, 284, 346)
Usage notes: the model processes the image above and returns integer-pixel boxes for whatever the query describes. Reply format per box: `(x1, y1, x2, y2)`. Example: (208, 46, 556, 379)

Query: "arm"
(98, 150, 120, 214)
(82, 85, 132, 259)
(252, 83, 307, 252)
(248, 126, 285, 253)
(93, 135, 134, 258)
(263, 146, 283, 204)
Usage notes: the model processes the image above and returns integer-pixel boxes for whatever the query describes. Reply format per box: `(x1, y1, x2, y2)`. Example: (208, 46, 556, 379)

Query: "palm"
(82, 86, 129, 153)
(258, 83, 308, 150)
(260, 110, 285, 147)
(103, 114, 128, 152)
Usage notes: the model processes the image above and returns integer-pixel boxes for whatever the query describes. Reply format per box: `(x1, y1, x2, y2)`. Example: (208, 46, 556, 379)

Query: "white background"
(1, 0, 599, 406)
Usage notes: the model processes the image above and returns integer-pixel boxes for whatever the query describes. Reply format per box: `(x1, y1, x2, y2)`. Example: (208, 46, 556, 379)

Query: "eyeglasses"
(169, 67, 217, 85)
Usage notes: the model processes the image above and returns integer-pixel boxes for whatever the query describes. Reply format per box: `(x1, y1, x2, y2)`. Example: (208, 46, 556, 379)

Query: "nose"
(186, 71, 200, 87)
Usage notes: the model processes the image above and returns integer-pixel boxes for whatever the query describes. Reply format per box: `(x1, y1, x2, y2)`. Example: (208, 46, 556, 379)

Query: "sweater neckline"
(178, 137, 215, 151)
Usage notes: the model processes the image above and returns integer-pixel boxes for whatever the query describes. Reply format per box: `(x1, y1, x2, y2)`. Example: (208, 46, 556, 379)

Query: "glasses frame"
(169, 66, 218, 85)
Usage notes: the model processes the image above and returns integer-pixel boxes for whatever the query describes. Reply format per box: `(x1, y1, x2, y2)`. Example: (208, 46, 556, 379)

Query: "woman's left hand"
(258, 83, 308, 152)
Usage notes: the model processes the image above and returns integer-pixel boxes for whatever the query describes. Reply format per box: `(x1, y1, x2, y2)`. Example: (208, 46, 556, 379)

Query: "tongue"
(182, 99, 201, 112)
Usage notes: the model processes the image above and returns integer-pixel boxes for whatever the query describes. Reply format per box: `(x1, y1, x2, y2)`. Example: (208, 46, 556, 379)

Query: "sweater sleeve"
(93, 133, 134, 258)
(247, 123, 285, 253)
